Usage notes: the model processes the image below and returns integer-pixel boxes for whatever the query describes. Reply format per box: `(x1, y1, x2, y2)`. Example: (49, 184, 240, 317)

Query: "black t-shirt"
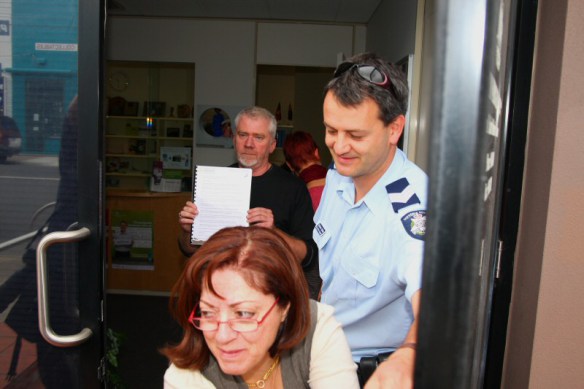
(230, 163, 321, 299)
(250, 165, 314, 240)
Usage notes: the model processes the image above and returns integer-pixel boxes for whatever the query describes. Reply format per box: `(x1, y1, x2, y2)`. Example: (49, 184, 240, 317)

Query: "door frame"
(483, 0, 538, 387)
(77, 0, 105, 385)
(413, 0, 536, 387)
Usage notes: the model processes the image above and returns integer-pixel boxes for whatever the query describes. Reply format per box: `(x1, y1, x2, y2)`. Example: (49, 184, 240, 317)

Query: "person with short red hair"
(283, 131, 328, 211)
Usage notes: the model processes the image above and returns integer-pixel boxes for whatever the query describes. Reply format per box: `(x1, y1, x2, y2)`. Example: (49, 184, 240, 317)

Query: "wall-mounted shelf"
(105, 61, 195, 192)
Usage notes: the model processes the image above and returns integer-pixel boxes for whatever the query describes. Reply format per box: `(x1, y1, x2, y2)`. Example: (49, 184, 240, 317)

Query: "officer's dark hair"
(324, 52, 409, 126)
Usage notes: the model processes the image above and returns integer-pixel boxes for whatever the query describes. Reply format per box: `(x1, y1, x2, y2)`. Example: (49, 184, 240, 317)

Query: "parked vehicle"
(0, 115, 22, 163)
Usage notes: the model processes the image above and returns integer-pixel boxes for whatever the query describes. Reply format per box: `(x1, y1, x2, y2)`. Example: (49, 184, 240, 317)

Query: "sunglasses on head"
(333, 62, 392, 90)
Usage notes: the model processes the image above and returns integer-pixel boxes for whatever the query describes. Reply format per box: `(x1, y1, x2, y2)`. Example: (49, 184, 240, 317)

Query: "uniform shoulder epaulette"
(386, 178, 426, 240)
(385, 177, 421, 213)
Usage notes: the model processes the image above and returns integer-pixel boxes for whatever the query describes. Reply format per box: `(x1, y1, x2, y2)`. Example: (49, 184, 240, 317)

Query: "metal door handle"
(36, 227, 93, 347)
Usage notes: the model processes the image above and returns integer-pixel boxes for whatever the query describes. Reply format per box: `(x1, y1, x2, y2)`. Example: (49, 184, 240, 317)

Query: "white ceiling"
(107, 0, 383, 24)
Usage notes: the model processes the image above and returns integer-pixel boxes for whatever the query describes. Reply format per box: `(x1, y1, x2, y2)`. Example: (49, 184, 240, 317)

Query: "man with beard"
(178, 106, 320, 299)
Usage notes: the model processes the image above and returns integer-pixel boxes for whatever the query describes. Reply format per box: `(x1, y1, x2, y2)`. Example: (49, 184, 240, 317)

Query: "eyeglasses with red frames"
(189, 297, 280, 333)
(333, 62, 392, 91)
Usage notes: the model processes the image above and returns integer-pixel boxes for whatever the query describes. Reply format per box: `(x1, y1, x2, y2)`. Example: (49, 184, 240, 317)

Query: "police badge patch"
(401, 210, 426, 240)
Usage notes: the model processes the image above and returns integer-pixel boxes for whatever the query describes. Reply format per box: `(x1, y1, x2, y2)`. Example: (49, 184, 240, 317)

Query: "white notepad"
(190, 165, 252, 244)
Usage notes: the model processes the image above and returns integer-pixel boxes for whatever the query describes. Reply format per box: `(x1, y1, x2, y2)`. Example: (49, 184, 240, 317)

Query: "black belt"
(356, 351, 393, 388)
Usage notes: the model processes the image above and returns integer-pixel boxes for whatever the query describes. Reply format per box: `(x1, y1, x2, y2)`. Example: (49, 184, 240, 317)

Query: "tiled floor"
(0, 323, 42, 388)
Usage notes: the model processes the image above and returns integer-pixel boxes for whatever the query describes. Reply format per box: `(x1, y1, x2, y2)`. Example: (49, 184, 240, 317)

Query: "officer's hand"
(178, 201, 199, 233)
(364, 347, 415, 389)
(247, 207, 275, 228)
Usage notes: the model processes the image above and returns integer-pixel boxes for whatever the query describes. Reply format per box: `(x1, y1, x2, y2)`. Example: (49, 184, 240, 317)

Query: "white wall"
(367, 0, 423, 165)
(107, 17, 256, 165)
(257, 23, 357, 66)
(367, 0, 418, 63)
(106, 17, 364, 166)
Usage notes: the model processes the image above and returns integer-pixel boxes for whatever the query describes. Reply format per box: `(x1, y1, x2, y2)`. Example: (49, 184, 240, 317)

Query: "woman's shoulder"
(310, 300, 346, 349)
(312, 300, 338, 326)
(164, 363, 215, 389)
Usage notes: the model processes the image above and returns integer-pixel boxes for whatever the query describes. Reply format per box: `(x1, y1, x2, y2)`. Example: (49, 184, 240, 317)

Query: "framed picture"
(143, 101, 166, 117)
(110, 210, 155, 270)
(108, 96, 126, 116)
(177, 104, 192, 118)
(128, 139, 146, 155)
(183, 124, 193, 138)
(160, 146, 192, 170)
(124, 101, 139, 116)
(200, 107, 230, 138)
(195, 104, 243, 148)
(166, 127, 180, 137)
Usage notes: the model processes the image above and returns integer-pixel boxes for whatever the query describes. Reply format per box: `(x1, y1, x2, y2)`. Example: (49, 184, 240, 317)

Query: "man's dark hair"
(324, 52, 409, 126)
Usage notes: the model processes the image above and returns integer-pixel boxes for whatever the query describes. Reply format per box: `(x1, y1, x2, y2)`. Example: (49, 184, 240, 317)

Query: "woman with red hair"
(162, 226, 358, 388)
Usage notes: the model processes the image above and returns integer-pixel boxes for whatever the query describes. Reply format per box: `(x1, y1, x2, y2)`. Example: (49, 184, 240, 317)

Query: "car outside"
(0, 115, 22, 163)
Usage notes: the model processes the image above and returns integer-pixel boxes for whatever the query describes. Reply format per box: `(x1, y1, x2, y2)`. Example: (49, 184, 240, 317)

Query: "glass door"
(0, 0, 103, 387)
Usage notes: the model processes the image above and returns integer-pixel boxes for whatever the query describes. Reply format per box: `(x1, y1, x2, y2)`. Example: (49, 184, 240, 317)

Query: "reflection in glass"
(0, 0, 81, 386)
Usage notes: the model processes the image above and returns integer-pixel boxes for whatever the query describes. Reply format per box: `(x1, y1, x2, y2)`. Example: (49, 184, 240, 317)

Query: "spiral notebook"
(190, 165, 252, 244)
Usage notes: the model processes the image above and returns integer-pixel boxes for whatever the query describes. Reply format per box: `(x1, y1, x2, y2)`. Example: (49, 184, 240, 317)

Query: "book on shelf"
(128, 139, 147, 155)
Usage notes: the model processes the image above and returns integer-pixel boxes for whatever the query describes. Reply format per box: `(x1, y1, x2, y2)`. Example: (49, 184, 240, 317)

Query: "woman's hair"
(161, 226, 311, 370)
(282, 131, 320, 173)
(324, 52, 409, 126)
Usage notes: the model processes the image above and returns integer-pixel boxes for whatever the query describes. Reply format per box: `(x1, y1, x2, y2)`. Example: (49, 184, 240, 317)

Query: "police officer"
(314, 52, 428, 388)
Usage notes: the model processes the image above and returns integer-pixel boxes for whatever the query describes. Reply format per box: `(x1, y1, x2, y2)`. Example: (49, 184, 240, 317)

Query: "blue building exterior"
(5, 0, 78, 154)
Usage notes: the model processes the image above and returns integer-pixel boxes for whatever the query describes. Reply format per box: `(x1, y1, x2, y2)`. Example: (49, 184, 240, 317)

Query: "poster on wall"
(160, 146, 192, 170)
(110, 210, 154, 270)
(195, 105, 244, 148)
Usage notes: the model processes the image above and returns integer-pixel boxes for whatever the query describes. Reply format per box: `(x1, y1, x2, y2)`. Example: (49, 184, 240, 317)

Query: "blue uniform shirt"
(313, 149, 428, 360)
